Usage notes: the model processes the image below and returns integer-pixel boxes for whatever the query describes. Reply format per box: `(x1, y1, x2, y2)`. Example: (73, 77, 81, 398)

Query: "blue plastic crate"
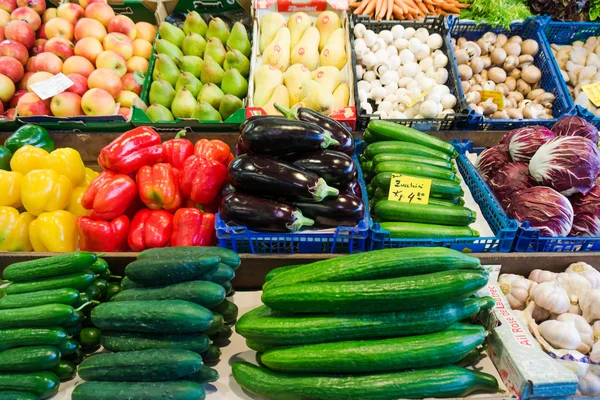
(449, 17, 576, 130)
(367, 140, 518, 252)
(513, 223, 600, 252)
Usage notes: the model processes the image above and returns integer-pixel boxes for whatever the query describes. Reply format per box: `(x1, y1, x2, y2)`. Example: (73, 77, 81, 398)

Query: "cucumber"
(221, 281, 233, 296)
(209, 324, 233, 342)
(374, 161, 458, 182)
(5, 271, 96, 295)
(57, 339, 78, 356)
(236, 297, 494, 345)
(204, 313, 224, 336)
(232, 362, 499, 400)
(246, 340, 278, 353)
(124, 256, 220, 286)
(0, 372, 60, 399)
(88, 258, 109, 275)
(72, 381, 206, 400)
(184, 365, 219, 383)
(0, 392, 38, 400)
(79, 349, 203, 382)
(201, 344, 221, 363)
(101, 332, 210, 354)
(372, 154, 455, 170)
(374, 200, 476, 226)
(264, 247, 480, 290)
(137, 246, 240, 270)
(264, 265, 305, 282)
(211, 300, 238, 323)
(260, 327, 485, 373)
(120, 277, 139, 289)
(209, 264, 235, 284)
(367, 120, 458, 157)
(0, 289, 80, 310)
(380, 222, 480, 238)
(0, 346, 60, 372)
(91, 300, 213, 333)
(111, 281, 225, 309)
(372, 172, 463, 200)
(51, 360, 76, 381)
(3, 252, 98, 282)
(0, 328, 68, 351)
(364, 141, 452, 161)
(0, 304, 75, 329)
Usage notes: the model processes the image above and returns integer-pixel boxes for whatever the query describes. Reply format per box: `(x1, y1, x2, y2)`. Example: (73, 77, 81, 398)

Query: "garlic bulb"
(580, 289, 600, 323)
(557, 314, 594, 353)
(566, 262, 600, 289)
(499, 274, 535, 310)
(593, 321, 600, 343)
(591, 342, 600, 362)
(579, 369, 600, 395)
(532, 305, 551, 323)
(530, 281, 571, 314)
(569, 303, 583, 315)
(529, 269, 557, 283)
(539, 319, 582, 350)
(561, 360, 589, 379)
(556, 272, 592, 304)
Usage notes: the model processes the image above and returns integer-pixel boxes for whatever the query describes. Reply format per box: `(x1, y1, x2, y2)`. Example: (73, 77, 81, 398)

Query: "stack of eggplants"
(221, 111, 364, 233)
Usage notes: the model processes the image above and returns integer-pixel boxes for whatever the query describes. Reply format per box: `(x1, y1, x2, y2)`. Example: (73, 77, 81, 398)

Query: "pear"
(183, 11, 208, 36)
(287, 12, 312, 49)
(197, 83, 225, 110)
(291, 27, 320, 71)
(224, 49, 250, 78)
(300, 80, 334, 116)
(156, 39, 183, 60)
(206, 17, 230, 45)
(316, 11, 341, 51)
(146, 103, 175, 122)
(171, 87, 197, 119)
(152, 54, 180, 87)
(192, 101, 222, 121)
(176, 56, 203, 78)
(204, 38, 226, 66)
(253, 65, 283, 107)
(333, 83, 350, 111)
(262, 27, 290, 71)
(284, 63, 311, 105)
(221, 68, 248, 99)
(259, 12, 286, 53)
(312, 66, 342, 93)
(201, 55, 225, 85)
(149, 79, 176, 108)
(182, 33, 207, 58)
(219, 94, 243, 120)
(226, 21, 251, 58)
(176, 72, 203, 98)
(320, 28, 347, 70)
(262, 85, 289, 115)
(159, 22, 185, 48)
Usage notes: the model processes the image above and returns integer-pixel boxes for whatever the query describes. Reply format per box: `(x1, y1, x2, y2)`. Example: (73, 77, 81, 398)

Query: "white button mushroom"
(354, 23, 367, 39)
(380, 70, 396, 85)
(435, 68, 449, 84)
(434, 53, 448, 68)
(419, 56, 434, 71)
(427, 33, 443, 50)
(386, 45, 398, 57)
(415, 28, 429, 44)
(357, 80, 371, 92)
(394, 38, 409, 50)
(391, 25, 405, 40)
(388, 55, 401, 70)
(420, 100, 439, 118)
(399, 48, 415, 65)
(363, 70, 377, 82)
(408, 37, 422, 54)
(360, 101, 373, 114)
(403, 27, 416, 39)
(441, 93, 457, 109)
(379, 30, 393, 44)
(362, 52, 378, 68)
(375, 49, 388, 63)
(402, 62, 419, 77)
(355, 65, 364, 80)
(415, 45, 431, 60)
(385, 81, 399, 93)
(378, 100, 394, 113)
(364, 30, 377, 47)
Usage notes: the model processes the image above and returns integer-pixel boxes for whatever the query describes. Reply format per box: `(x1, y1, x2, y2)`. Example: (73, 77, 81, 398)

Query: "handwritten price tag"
(583, 82, 600, 107)
(387, 174, 432, 204)
(478, 90, 505, 111)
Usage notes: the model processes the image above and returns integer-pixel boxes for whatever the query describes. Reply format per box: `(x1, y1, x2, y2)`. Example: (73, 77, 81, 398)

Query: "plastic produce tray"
(449, 17, 575, 131)
(367, 140, 518, 252)
(513, 220, 600, 252)
(351, 15, 471, 132)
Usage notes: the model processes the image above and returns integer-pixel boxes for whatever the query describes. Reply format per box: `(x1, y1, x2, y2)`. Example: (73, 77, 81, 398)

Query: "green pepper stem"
(321, 132, 340, 148)
(175, 130, 187, 139)
(274, 104, 299, 121)
(288, 211, 314, 232)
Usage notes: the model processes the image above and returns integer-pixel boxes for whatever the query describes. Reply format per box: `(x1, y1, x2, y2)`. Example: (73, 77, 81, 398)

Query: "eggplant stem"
(321, 132, 340, 148)
(288, 211, 315, 232)
(312, 178, 340, 202)
(274, 104, 299, 121)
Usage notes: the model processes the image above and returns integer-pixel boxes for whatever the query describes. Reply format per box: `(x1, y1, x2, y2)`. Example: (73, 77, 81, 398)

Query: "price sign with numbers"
(387, 173, 432, 204)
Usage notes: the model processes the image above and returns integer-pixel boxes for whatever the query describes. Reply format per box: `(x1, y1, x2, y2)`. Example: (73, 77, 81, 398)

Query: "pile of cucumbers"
(234, 247, 502, 400)
(0, 252, 116, 399)
(362, 120, 480, 239)
(72, 246, 240, 400)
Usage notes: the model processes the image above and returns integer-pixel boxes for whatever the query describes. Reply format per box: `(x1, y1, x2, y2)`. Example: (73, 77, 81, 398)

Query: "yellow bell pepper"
(29, 210, 77, 252)
(83, 168, 99, 187)
(10, 145, 48, 176)
(10, 146, 86, 186)
(66, 186, 91, 217)
(22, 169, 72, 216)
(0, 171, 23, 208)
(0, 207, 34, 252)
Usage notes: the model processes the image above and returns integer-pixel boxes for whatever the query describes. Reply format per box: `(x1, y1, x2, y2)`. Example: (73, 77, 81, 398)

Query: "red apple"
(11, 6, 40, 30)
(41, 7, 55, 23)
(126, 55, 147, 73)
(81, 87, 115, 116)
(0, 26, 4, 40)
(0, 101, 4, 114)
(44, 17, 73, 41)
(95, 49, 126, 77)
(84, 2, 113, 27)
(107, 15, 135, 40)
(16, 91, 50, 115)
(88, 67, 121, 98)
(4, 107, 16, 119)
(25, 70, 52, 90)
(62, 55, 94, 77)
(50, 91, 82, 116)
(56, 3, 82, 25)
(0, 9, 10, 26)
(31, 37, 45, 54)
(30, 51, 62, 74)
(65, 72, 86, 96)
(0, 39, 28, 65)
(0, 55, 23, 81)
(0, 0, 16, 14)
(9, 87, 25, 107)
(134, 21, 155, 43)
(5, 19, 34, 48)
(0, 72, 15, 102)
(17, 70, 32, 89)
(74, 17, 105, 42)
(73, 36, 102, 63)
(44, 37, 73, 61)
(121, 71, 141, 94)
(117, 106, 129, 119)
(79, 0, 106, 8)
(16, 0, 46, 15)
(103, 32, 133, 60)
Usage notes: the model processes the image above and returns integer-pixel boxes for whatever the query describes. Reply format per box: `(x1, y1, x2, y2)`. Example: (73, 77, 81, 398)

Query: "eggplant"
(344, 180, 363, 198)
(240, 116, 340, 155)
(293, 194, 365, 228)
(236, 135, 248, 156)
(220, 193, 314, 232)
(229, 154, 339, 202)
(291, 150, 357, 188)
(220, 182, 236, 197)
(275, 105, 354, 155)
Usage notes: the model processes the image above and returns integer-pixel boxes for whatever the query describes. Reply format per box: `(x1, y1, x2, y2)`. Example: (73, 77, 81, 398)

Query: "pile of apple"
(253, 11, 350, 116)
(0, 0, 156, 119)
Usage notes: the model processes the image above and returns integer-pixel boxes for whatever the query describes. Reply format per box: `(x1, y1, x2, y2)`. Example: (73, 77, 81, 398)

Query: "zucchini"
(0, 346, 60, 372)
(364, 141, 452, 161)
(374, 200, 476, 226)
(91, 300, 213, 333)
(374, 161, 458, 182)
(101, 332, 210, 353)
(120, 277, 139, 289)
(111, 281, 225, 309)
(201, 344, 221, 363)
(232, 362, 499, 400)
(372, 172, 464, 200)
(184, 365, 219, 383)
(372, 154, 455, 170)
(236, 297, 494, 345)
(3, 252, 98, 282)
(5, 271, 96, 295)
(0, 392, 38, 400)
(209, 324, 233, 342)
(79, 349, 202, 382)
(0, 328, 68, 351)
(0, 288, 80, 310)
(211, 299, 238, 323)
(265, 265, 305, 282)
(0, 372, 60, 399)
(125, 256, 220, 286)
(51, 360, 76, 381)
(209, 264, 235, 284)
(137, 246, 240, 270)
(0, 304, 75, 329)
(380, 222, 480, 238)
(264, 247, 480, 290)
(204, 313, 224, 336)
(260, 327, 485, 373)
(72, 381, 206, 400)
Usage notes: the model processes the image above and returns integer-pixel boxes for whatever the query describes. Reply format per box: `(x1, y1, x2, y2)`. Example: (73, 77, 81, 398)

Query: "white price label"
(29, 73, 74, 100)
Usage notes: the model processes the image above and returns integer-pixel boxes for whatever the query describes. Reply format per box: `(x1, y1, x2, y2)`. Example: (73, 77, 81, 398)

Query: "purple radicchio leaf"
(476, 144, 510, 182)
(551, 116, 599, 143)
(570, 186, 600, 236)
(489, 162, 535, 208)
(508, 126, 556, 163)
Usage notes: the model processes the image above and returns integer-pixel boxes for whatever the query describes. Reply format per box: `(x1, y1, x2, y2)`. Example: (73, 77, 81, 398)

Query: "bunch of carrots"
(349, 0, 470, 20)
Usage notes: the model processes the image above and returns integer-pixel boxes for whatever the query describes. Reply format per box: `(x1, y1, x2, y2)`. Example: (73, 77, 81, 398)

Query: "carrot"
(386, 0, 393, 19)
(438, 1, 460, 12)
(349, 1, 362, 7)
(394, 0, 409, 14)
(414, 0, 428, 15)
(353, 0, 371, 14)
(392, 4, 404, 17)
(405, 12, 414, 19)
(364, 0, 377, 15)
(424, 1, 435, 13)
(374, 0, 384, 18)
(378, 0, 387, 20)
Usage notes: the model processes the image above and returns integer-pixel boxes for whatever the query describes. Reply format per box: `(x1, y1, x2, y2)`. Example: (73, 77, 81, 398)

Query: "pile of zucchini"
(73, 247, 240, 400)
(234, 247, 502, 400)
(362, 120, 480, 239)
(0, 252, 116, 399)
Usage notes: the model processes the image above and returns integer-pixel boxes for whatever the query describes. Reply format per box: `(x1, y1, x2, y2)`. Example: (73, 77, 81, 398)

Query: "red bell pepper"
(194, 139, 230, 165)
(98, 127, 164, 175)
(77, 215, 130, 251)
(171, 208, 216, 246)
(136, 163, 182, 212)
(82, 170, 138, 221)
(128, 209, 173, 251)
(180, 155, 227, 205)
(163, 131, 194, 170)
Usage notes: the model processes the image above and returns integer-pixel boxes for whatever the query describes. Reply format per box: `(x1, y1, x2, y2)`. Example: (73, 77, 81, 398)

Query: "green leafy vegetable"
(460, 0, 534, 29)
(590, 0, 600, 19)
